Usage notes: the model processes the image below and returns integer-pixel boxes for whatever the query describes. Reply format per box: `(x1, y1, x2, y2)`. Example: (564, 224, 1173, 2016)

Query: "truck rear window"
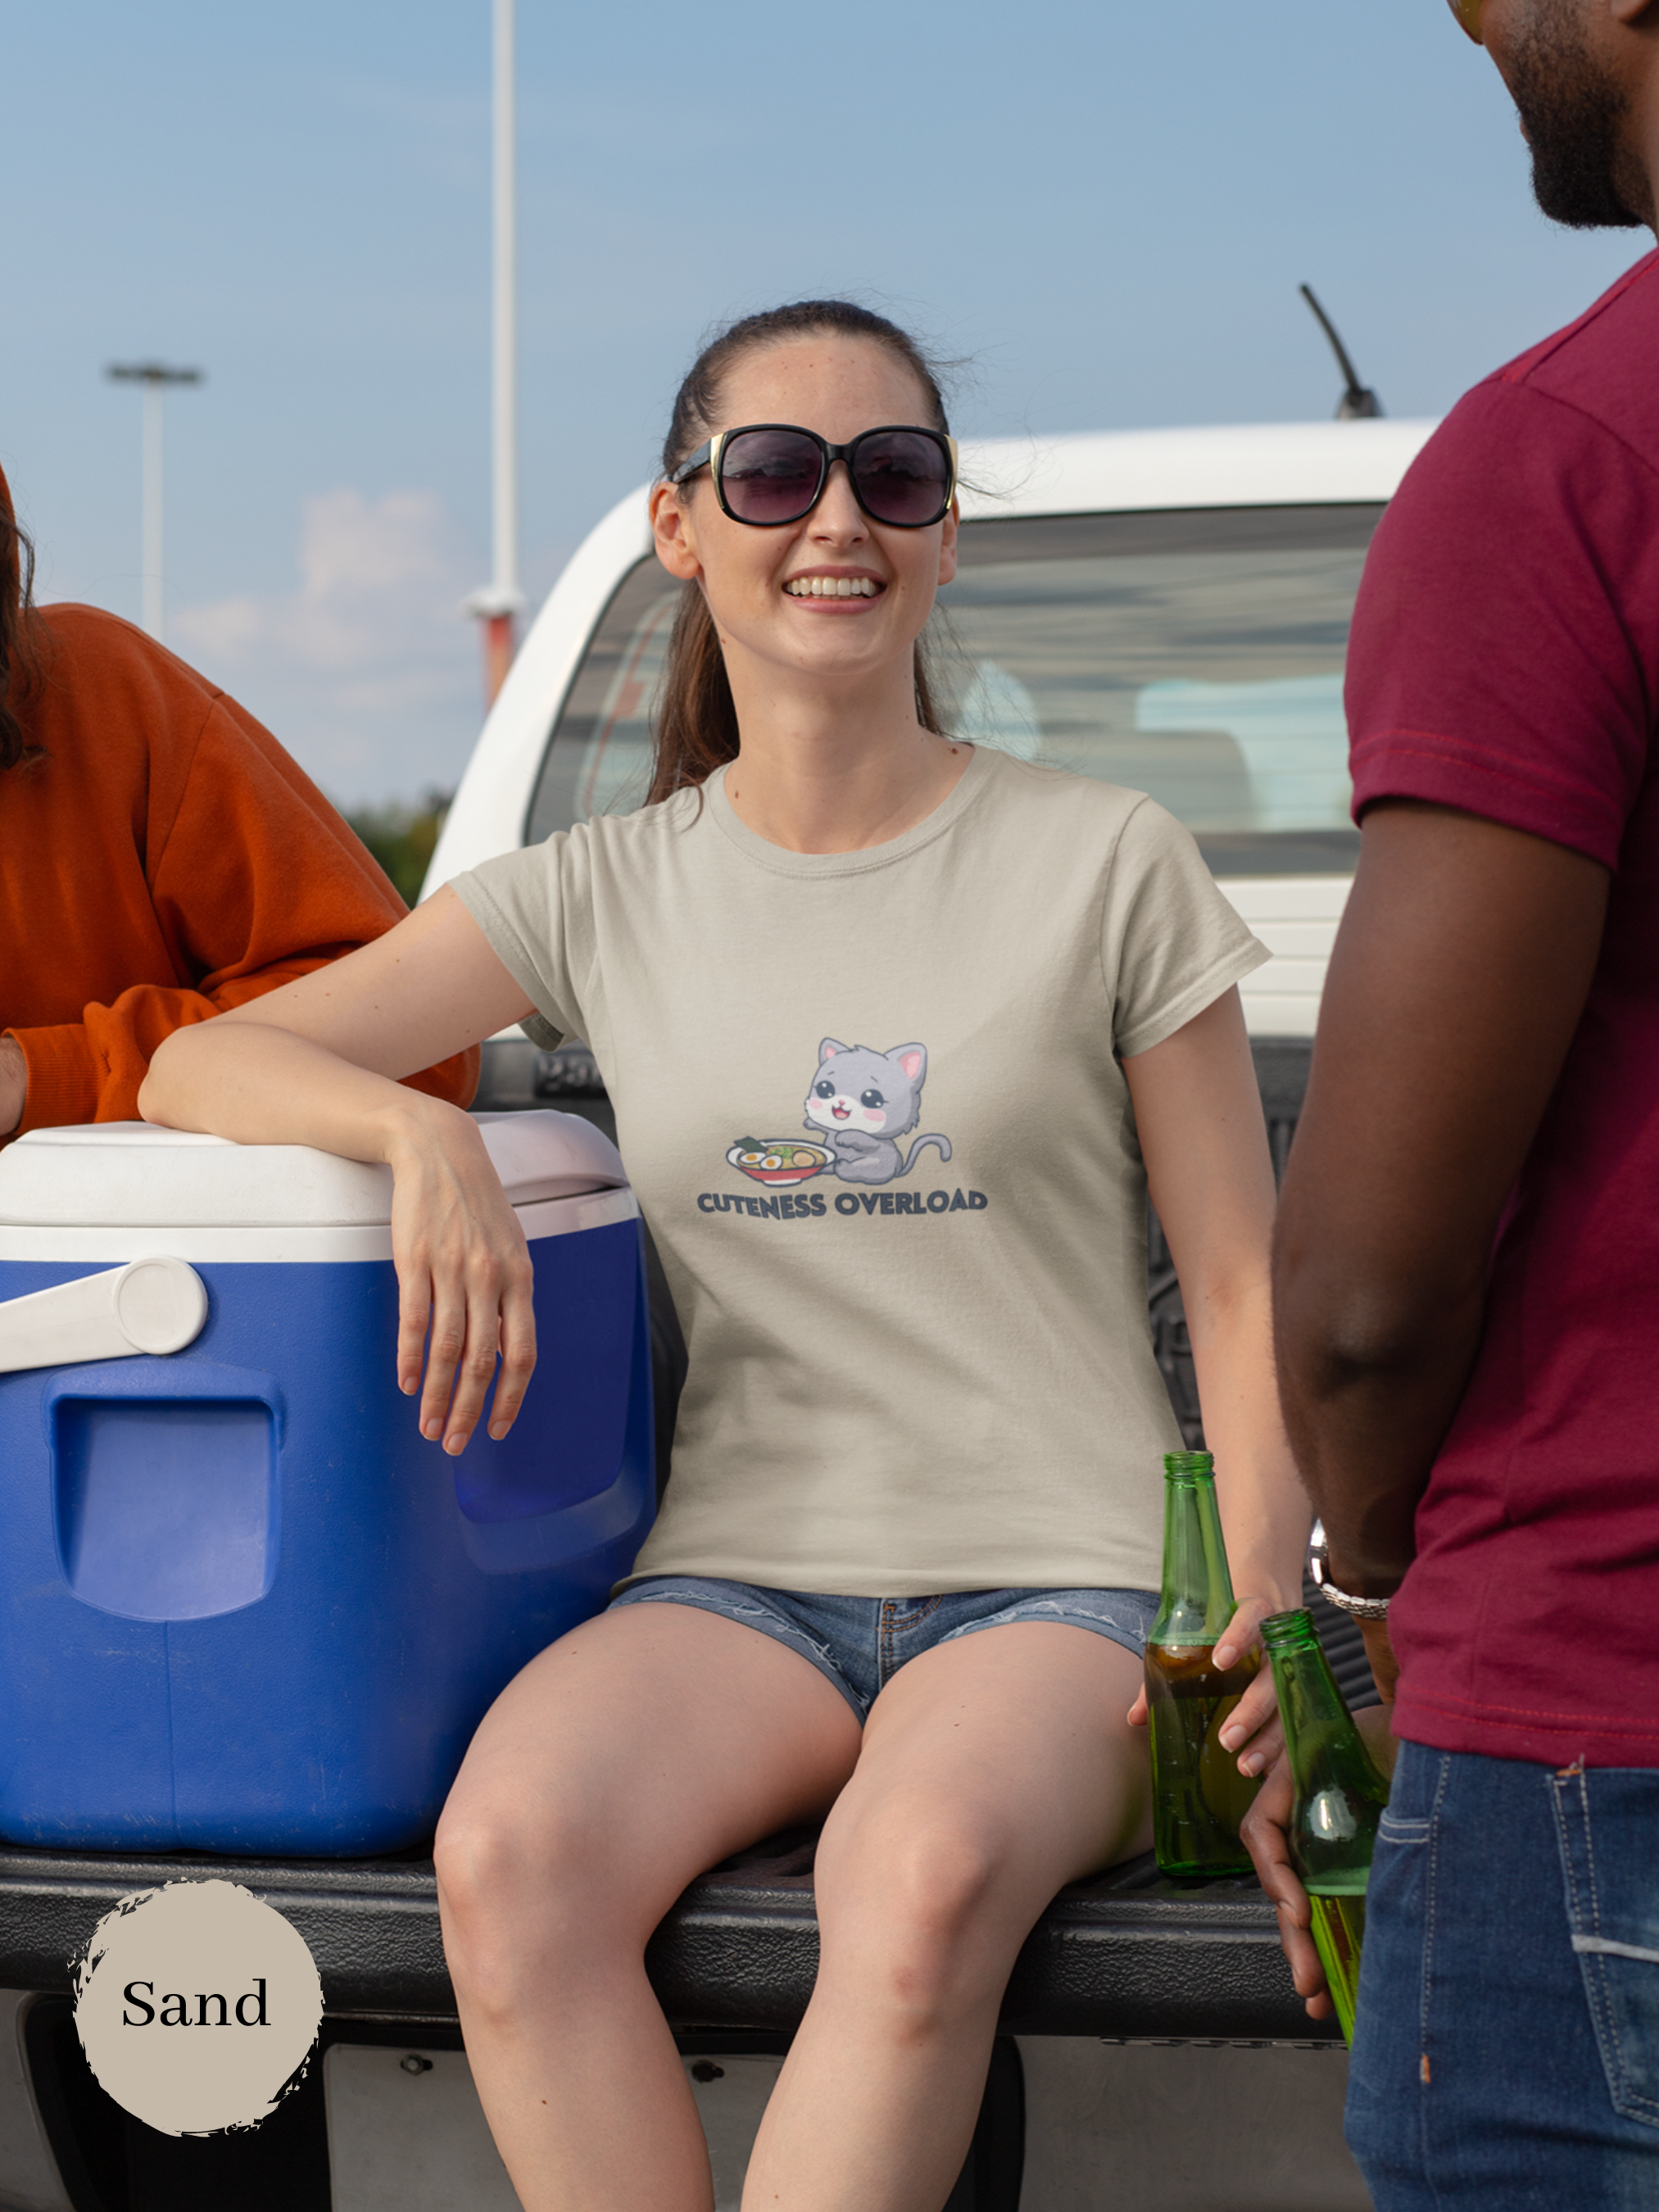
(524, 503, 1380, 876)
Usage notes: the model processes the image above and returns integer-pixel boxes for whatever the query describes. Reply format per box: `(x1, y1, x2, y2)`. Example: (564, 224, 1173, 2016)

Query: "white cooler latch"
(0, 1258, 209, 1374)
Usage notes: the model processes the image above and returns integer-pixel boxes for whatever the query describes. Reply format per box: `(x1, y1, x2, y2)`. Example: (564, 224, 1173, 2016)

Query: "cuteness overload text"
(698, 1187, 988, 1222)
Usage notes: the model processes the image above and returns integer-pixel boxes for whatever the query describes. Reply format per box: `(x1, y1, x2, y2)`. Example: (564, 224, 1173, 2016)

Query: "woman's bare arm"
(140, 890, 542, 1454)
(1123, 986, 1310, 1766)
(140, 888, 533, 1138)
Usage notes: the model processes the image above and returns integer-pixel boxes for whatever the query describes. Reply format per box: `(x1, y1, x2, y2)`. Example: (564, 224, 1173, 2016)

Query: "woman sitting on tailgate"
(143, 299, 1306, 2212)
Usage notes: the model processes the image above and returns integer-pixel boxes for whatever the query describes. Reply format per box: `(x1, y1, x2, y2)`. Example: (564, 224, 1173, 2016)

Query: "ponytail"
(646, 589, 738, 803)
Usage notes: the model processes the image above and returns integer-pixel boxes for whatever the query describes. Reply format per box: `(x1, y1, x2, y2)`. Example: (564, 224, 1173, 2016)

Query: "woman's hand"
(384, 1104, 538, 1454)
(1213, 1595, 1285, 1775)
(1124, 1593, 1286, 1778)
(138, 891, 543, 1448)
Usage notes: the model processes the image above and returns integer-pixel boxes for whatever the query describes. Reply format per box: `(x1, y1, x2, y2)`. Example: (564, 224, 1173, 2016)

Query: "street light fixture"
(105, 361, 205, 642)
(464, 0, 525, 709)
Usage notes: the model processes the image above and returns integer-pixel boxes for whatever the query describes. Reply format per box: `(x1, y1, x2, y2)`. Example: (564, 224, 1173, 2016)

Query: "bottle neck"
(1263, 1616, 1385, 1790)
(1154, 1473, 1238, 1645)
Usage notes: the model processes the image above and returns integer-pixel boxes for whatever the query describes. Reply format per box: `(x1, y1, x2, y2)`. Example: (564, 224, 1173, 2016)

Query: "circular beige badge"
(73, 1879, 323, 2135)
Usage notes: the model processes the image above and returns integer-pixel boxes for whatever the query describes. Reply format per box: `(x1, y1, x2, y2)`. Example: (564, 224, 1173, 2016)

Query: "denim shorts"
(607, 1576, 1159, 1721)
(1346, 1740, 1659, 2209)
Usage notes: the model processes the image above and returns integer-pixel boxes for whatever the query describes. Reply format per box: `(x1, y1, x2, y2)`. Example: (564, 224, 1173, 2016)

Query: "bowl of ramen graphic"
(726, 1138, 832, 1187)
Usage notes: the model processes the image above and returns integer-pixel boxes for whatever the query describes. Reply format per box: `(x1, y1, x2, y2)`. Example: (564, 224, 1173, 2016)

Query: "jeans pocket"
(1377, 1810, 1430, 1847)
(1551, 1765, 1659, 2130)
(1371, 1737, 1439, 1852)
(1355, 1747, 1440, 2019)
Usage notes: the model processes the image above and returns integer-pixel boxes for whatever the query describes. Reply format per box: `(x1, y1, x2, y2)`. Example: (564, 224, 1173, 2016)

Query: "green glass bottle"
(1259, 1607, 1391, 2044)
(1145, 1449, 1261, 1879)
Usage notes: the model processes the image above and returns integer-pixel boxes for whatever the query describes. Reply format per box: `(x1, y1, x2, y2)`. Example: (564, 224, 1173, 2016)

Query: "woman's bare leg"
(434, 1603, 862, 2212)
(741, 1623, 1150, 2212)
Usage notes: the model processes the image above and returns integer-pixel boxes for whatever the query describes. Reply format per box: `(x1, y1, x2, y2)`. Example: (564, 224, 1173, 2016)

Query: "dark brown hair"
(0, 473, 47, 772)
(647, 301, 952, 805)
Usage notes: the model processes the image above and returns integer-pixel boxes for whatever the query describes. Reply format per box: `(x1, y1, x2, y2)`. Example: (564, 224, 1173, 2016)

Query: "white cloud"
(171, 487, 489, 808)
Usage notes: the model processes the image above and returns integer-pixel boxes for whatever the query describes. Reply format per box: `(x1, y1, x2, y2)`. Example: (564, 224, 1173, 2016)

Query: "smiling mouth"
(784, 577, 882, 599)
(831, 1104, 851, 1120)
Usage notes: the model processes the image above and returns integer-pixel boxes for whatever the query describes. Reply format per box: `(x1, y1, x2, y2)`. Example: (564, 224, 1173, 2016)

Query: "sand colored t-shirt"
(455, 748, 1267, 1598)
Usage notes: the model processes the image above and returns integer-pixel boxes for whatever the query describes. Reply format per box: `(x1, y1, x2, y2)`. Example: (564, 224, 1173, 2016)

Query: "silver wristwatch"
(1308, 1521, 1394, 1621)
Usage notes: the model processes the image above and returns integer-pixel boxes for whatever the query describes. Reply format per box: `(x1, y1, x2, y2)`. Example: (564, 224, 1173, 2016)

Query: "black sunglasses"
(669, 423, 959, 530)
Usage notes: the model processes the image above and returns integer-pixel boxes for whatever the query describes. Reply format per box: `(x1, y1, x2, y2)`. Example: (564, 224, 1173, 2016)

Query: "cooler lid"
(0, 1112, 628, 1229)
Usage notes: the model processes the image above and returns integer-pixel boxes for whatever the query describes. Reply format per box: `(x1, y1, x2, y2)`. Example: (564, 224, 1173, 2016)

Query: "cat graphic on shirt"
(805, 1039, 953, 1187)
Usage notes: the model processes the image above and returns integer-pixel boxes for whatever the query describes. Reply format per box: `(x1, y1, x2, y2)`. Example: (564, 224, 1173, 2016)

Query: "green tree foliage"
(343, 787, 453, 909)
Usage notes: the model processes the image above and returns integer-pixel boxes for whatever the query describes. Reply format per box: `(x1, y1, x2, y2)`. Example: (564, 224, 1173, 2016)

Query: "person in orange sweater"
(0, 465, 478, 1133)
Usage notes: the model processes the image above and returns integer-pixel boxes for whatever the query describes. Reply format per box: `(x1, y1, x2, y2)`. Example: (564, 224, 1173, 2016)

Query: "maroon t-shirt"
(1347, 250, 1659, 1769)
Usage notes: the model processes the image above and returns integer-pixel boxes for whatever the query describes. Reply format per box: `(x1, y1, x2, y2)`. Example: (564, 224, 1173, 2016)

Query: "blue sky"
(2, 1, 1644, 805)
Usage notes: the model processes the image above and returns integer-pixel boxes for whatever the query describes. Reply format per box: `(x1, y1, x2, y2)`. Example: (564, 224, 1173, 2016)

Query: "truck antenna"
(1299, 284, 1383, 419)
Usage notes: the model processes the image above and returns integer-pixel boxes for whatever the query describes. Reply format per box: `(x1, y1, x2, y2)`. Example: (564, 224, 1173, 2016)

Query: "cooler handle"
(0, 1258, 209, 1374)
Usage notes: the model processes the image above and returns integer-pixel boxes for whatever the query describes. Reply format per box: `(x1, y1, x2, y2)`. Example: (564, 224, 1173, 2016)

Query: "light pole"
(465, 0, 525, 709)
(105, 361, 205, 641)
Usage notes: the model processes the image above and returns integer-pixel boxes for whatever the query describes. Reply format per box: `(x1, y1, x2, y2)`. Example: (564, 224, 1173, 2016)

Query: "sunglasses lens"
(718, 429, 824, 524)
(1448, 0, 1483, 39)
(851, 432, 951, 526)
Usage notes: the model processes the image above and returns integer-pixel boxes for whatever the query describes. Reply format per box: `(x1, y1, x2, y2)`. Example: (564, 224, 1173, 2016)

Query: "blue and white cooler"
(0, 1112, 655, 1855)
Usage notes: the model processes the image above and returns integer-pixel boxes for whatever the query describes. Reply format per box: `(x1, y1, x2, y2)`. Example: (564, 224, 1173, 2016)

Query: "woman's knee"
(818, 1816, 1014, 2021)
(434, 1804, 534, 1926)
(434, 1797, 635, 1989)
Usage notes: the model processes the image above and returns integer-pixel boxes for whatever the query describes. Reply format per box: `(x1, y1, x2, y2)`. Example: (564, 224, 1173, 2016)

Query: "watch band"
(1308, 1520, 1394, 1620)
(1312, 1575, 1392, 1621)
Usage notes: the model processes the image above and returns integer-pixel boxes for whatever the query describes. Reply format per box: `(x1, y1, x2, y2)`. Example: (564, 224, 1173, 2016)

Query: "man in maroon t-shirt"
(1245, 2, 1659, 2204)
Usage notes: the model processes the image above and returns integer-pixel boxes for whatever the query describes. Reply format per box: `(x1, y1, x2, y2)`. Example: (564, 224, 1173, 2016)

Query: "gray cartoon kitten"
(805, 1039, 953, 1187)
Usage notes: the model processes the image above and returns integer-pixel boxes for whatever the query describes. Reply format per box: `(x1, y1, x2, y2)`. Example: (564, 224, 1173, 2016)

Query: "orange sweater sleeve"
(8, 691, 478, 1130)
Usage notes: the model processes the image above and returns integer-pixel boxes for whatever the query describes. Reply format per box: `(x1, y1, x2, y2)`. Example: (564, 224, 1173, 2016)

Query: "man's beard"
(1508, 4, 1646, 229)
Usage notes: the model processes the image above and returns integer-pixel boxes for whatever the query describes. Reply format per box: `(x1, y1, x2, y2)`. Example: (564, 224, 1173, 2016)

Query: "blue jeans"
(1348, 1740, 1659, 2209)
(607, 1576, 1158, 1720)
